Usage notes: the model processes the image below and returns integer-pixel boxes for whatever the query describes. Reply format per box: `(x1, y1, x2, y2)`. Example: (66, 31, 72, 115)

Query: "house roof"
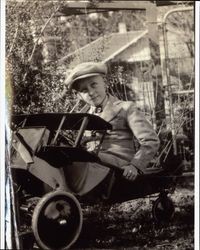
(58, 30, 148, 69)
(58, 25, 193, 71)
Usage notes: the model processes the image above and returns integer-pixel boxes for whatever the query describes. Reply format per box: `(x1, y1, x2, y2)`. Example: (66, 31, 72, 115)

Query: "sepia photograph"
(4, 0, 196, 249)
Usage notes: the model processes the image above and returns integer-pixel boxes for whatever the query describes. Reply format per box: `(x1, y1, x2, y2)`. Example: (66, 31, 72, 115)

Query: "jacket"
(86, 94, 160, 172)
(51, 95, 160, 196)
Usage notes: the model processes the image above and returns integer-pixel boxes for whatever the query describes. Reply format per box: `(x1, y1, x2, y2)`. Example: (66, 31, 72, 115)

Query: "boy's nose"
(88, 87, 94, 96)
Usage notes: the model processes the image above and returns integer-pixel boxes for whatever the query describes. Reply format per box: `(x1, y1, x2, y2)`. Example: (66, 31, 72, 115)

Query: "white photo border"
(0, 0, 6, 249)
(1, 1, 199, 250)
(195, 2, 199, 250)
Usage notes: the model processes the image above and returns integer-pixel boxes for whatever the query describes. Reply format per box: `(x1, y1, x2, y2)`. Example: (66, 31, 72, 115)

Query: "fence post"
(146, 1, 166, 131)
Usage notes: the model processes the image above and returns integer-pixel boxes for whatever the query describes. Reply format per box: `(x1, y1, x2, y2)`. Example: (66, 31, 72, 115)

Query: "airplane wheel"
(152, 194, 175, 223)
(32, 191, 83, 250)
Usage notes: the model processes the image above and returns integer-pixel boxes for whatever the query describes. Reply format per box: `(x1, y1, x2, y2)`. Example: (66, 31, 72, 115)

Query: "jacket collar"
(89, 94, 122, 122)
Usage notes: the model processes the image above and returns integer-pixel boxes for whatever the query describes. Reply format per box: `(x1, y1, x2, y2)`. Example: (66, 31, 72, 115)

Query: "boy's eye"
(91, 82, 97, 88)
(79, 82, 97, 93)
(80, 89, 87, 93)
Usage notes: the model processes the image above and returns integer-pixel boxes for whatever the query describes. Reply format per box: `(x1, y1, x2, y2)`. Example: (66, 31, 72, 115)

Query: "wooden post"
(146, 2, 166, 130)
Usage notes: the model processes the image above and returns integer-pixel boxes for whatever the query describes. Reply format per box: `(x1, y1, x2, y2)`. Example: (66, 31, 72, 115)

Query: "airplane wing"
(11, 113, 112, 131)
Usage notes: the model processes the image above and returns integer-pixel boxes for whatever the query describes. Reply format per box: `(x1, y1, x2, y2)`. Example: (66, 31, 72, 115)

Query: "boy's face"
(76, 75, 107, 107)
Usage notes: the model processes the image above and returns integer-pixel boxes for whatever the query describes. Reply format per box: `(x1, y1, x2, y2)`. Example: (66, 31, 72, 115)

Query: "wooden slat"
(60, 1, 150, 12)
(59, 0, 194, 15)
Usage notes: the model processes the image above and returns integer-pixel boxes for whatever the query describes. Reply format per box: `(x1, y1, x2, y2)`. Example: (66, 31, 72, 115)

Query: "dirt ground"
(73, 179, 194, 250)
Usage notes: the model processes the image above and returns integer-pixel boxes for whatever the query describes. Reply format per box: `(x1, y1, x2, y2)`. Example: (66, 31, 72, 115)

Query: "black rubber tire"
(32, 190, 82, 250)
(152, 195, 175, 223)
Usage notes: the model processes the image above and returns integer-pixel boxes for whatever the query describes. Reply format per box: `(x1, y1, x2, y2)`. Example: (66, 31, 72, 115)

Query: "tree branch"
(7, 24, 19, 58)
(28, 4, 61, 63)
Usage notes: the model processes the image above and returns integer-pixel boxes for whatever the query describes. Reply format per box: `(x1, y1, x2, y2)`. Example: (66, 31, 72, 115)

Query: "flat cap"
(65, 62, 107, 90)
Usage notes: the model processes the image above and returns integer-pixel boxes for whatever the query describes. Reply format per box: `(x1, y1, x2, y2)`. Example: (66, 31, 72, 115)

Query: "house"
(57, 22, 193, 118)
(58, 29, 148, 66)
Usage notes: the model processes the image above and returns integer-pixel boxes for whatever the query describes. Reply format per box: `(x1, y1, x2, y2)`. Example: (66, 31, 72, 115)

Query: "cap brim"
(70, 73, 102, 89)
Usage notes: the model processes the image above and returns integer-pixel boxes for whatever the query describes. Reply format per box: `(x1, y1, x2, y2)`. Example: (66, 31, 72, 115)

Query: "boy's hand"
(122, 164, 138, 181)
